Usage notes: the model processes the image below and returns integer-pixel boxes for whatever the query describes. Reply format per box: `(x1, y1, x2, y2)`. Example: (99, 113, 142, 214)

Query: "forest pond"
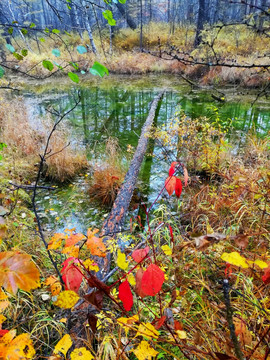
(19, 74, 270, 234)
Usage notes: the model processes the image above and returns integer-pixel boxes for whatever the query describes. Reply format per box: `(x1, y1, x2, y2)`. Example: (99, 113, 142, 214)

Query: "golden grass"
(0, 96, 88, 182)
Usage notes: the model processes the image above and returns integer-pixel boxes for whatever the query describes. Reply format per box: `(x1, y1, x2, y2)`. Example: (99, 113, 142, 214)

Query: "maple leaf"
(48, 233, 67, 250)
(61, 245, 79, 258)
(65, 233, 85, 247)
(136, 323, 159, 339)
(132, 246, 150, 263)
(61, 257, 83, 293)
(141, 264, 165, 296)
(0, 290, 10, 312)
(117, 250, 128, 270)
(233, 318, 252, 344)
(54, 290, 80, 309)
(117, 315, 139, 335)
(70, 347, 94, 360)
(165, 176, 176, 196)
(53, 334, 72, 357)
(133, 341, 158, 360)
(175, 178, 182, 198)
(0, 252, 40, 294)
(86, 229, 106, 258)
(221, 252, 249, 269)
(83, 259, 99, 272)
(119, 280, 133, 311)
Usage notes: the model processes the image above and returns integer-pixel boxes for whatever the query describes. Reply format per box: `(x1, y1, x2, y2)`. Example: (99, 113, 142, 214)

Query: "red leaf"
(135, 268, 147, 298)
(141, 264, 165, 296)
(165, 176, 176, 196)
(169, 162, 178, 176)
(132, 246, 150, 263)
(168, 225, 174, 243)
(155, 316, 166, 330)
(175, 178, 182, 198)
(262, 263, 270, 284)
(0, 330, 9, 338)
(61, 257, 83, 293)
(174, 320, 183, 330)
(119, 280, 133, 311)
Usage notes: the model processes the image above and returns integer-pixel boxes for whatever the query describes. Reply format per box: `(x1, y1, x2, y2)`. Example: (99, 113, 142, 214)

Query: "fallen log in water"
(102, 90, 164, 236)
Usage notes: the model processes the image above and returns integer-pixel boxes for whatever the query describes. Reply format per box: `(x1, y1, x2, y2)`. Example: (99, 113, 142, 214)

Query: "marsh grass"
(0, 96, 88, 182)
(88, 138, 127, 206)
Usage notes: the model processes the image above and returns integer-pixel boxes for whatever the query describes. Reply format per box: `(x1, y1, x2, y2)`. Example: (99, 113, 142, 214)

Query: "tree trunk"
(115, 2, 137, 30)
(82, 0, 98, 54)
(194, 0, 206, 47)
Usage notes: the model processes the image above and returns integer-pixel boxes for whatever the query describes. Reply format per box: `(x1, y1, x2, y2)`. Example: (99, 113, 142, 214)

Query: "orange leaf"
(48, 233, 67, 250)
(65, 233, 85, 248)
(86, 236, 106, 257)
(165, 176, 176, 196)
(0, 252, 40, 294)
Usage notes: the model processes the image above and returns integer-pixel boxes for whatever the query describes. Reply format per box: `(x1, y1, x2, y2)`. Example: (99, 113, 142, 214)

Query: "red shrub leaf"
(132, 246, 150, 263)
(119, 280, 133, 311)
(155, 316, 166, 330)
(141, 264, 165, 296)
(61, 257, 83, 293)
(165, 176, 176, 196)
(135, 268, 147, 298)
(175, 178, 183, 198)
(168, 225, 174, 243)
(262, 263, 270, 285)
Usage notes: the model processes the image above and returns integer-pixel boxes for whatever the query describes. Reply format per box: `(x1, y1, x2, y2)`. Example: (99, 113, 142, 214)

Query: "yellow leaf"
(136, 323, 159, 339)
(161, 245, 172, 256)
(221, 252, 249, 268)
(62, 245, 79, 258)
(54, 290, 80, 309)
(0, 290, 10, 312)
(48, 233, 67, 250)
(5, 333, 35, 360)
(117, 250, 128, 270)
(127, 273, 136, 286)
(117, 315, 138, 334)
(133, 340, 158, 360)
(254, 259, 268, 269)
(83, 259, 99, 272)
(70, 347, 94, 360)
(176, 330, 187, 339)
(45, 276, 62, 296)
(53, 334, 72, 357)
(0, 252, 40, 294)
(0, 314, 6, 323)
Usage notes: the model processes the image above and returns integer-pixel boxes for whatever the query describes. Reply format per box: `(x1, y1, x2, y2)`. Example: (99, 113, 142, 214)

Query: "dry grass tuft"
(0, 96, 88, 182)
(88, 138, 126, 206)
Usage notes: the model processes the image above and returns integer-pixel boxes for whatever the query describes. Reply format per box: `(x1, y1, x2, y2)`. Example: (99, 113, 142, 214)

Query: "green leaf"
(102, 10, 116, 26)
(67, 4, 71, 9)
(52, 28, 60, 34)
(21, 28, 28, 35)
(53, 61, 63, 70)
(89, 61, 109, 77)
(44, 27, 50, 33)
(8, 27, 13, 35)
(0, 66, 5, 79)
(39, 38, 45, 42)
(77, 45, 87, 54)
(52, 49, 61, 57)
(5, 44, 15, 53)
(42, 60, 54, 71)
(21, 49, 28, 57)
(70, 62, 79, 70)
(68, 72, 79, 83)
(30, 23, 36, 28)
(118, 0, 126, 3)
(13, 52, 23, 60)
(64, 31, 71, 36)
